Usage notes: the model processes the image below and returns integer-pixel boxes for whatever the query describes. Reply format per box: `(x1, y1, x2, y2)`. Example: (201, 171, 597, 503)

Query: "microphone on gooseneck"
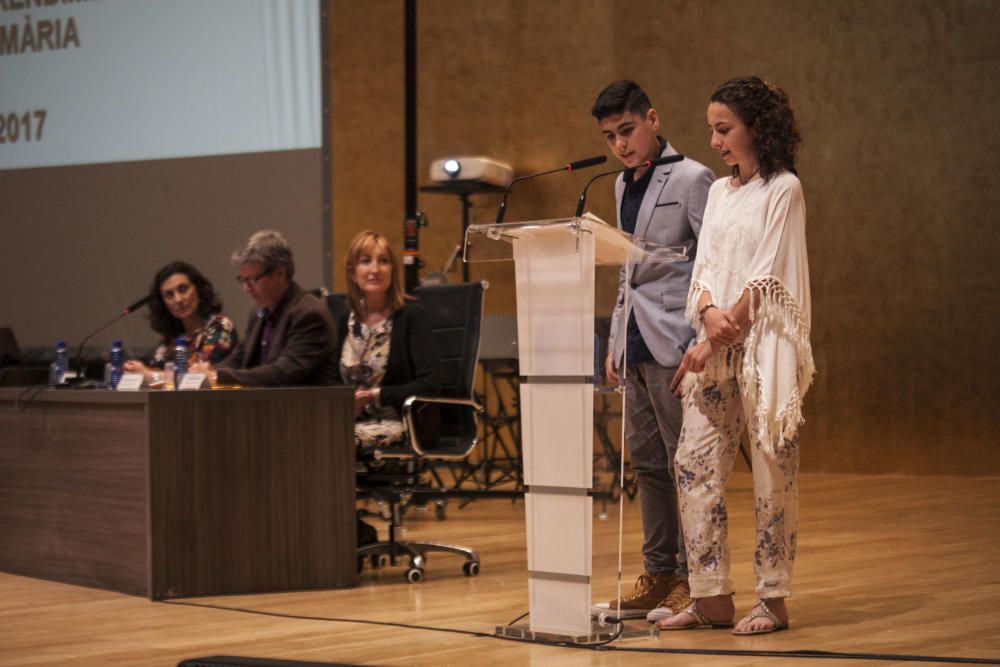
(124, 294, 155, 314)
(566, 155, 608, 171)
(63, 294, 154, 388)
(494, 155, 608, 223)
(573, 154, 685, 218)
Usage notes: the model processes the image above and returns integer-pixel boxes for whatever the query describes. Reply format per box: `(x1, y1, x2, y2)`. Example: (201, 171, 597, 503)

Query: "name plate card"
(178, 373, 208, 390)
(116, 373, 144, 391)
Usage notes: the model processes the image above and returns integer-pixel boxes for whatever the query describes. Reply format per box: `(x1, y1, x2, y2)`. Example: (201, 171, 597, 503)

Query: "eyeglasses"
(236, 267, 274, 288)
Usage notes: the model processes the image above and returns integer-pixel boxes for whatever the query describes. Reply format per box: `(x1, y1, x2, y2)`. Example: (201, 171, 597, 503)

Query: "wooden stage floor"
(2, 473, 999, 666)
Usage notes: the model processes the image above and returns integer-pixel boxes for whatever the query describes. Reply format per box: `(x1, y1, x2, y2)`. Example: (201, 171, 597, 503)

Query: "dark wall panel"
(0, 149, 323, 356)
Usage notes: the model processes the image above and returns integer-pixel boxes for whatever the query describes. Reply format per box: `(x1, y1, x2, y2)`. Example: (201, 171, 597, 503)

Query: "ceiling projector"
(430, 156, 513, 187)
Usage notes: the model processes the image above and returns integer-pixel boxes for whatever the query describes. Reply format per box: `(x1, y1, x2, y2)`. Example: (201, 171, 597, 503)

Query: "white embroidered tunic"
(686, 171, 815, 453)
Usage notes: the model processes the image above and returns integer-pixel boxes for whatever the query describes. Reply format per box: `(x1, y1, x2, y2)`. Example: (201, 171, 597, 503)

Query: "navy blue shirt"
(619, 138, 666, 366)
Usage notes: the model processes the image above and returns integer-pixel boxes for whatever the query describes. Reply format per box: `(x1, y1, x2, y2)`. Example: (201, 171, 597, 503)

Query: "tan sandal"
(731, 598, 789, 635)
(657, 601, 734, 631)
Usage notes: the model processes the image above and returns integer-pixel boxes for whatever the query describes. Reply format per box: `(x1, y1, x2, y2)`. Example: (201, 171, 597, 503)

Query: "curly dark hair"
(147, 261, 223, 341)
(710, 76, 801, 182)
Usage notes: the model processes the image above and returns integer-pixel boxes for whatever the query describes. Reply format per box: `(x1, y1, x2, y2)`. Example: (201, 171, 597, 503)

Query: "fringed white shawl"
(685, 172, 815, 453)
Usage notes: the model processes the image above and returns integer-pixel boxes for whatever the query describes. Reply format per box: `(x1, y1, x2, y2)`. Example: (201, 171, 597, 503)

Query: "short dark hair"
(147, 261, 223, 340)
(231, 230, 295, 280)
(710, 76, 801, 181)
(591, 80, 652, 121)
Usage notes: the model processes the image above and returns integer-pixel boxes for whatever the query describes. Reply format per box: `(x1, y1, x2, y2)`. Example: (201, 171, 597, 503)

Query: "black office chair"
(313, 287, 351, 326)
(353, 282, 486, 583)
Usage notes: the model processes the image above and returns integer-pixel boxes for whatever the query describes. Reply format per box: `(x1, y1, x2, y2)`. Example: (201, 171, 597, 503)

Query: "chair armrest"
(404, 395, 483, 409)
(403, 395, 484, 459)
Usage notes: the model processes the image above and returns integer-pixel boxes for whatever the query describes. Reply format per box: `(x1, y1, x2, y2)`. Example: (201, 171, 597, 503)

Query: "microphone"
(574, 154, 684, 217)
(566, 155, 607, 171)
(495, 155, 608, 223)
(124, 294, 155, 314)
(61, 295, 153, 388)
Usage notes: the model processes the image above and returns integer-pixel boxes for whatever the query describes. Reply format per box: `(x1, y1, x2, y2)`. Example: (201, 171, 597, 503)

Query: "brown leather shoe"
(645, 578, 692, 623)
(591, 572, 679, 619)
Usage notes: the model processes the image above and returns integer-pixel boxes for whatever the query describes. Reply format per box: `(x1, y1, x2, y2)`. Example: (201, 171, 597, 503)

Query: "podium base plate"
(495, 619, 657, 645)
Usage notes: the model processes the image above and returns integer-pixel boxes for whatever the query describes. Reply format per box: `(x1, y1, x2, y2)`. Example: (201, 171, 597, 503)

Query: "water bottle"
(109, 339, 124, 389)
(173, 336, 188, 388)
(50, 340, 68, 385)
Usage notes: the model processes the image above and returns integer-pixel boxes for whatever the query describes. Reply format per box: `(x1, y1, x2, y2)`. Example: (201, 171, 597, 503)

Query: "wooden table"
(0, 386, 357, 599)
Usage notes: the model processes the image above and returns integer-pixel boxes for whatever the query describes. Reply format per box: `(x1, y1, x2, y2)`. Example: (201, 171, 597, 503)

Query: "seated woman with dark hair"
(339, 230, 441, 449)
(124, 261, 237, 383)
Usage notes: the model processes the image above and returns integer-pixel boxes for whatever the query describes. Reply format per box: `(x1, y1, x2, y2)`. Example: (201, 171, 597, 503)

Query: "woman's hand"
(702, 307, 741, 346)
(670, 341, 718, 396)
(187, 361, 218, 387)
(354, 388, 374, 418)
(123, 360, 153, 383)
(123, 359, 147, 375)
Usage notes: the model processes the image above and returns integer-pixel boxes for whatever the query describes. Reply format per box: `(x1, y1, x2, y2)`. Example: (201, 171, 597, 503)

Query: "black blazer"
(337, 300, 441, 411)
(218, 282, 340, 386)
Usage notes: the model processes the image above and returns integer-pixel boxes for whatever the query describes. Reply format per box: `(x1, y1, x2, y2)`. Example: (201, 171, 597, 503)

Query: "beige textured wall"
(329, 0, 1000, 475)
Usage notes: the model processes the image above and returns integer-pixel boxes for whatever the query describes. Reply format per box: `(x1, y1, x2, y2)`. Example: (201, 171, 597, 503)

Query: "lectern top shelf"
(464, 213, 687, 266)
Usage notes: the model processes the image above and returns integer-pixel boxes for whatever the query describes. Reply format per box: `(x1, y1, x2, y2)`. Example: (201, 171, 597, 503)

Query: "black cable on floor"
(163, 600, 491, 640)
(608, 646, 999, 663)
(505, 611, 528, 626)
(161, 600, 999, 664)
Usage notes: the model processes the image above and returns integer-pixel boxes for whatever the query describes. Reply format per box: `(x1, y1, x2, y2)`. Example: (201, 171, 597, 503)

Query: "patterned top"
(686, 172, 814, 453)
(340, 311, 397, 420)
(152, 313, 237, 366)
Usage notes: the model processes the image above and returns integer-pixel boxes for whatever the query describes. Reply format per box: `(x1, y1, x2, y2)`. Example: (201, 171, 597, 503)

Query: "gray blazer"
(609, 141, 714, 369)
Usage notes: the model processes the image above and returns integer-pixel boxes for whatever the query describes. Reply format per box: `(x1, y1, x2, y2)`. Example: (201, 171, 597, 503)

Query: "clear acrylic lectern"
(464, 213, 687, 643)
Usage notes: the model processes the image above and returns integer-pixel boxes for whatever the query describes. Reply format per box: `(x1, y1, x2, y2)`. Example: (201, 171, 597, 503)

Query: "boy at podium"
(589, 80, 714, 624)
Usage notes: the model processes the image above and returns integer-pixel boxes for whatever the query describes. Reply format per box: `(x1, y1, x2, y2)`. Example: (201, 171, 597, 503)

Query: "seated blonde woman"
(337, 230, 441, 450)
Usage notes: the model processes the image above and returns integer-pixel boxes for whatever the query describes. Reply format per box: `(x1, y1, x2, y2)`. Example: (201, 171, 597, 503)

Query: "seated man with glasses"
(191, 230, 339, 387)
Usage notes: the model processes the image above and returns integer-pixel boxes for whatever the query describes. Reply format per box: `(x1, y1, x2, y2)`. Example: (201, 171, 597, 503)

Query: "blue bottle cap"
(56, 340, 66, 348)
(176, 336, 186, 345)
(112, 339, 122, 346)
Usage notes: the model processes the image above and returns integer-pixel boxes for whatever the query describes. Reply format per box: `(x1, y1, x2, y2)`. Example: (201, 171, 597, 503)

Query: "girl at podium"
(123, 261, 237, 383)
(662, 77, 814, 635)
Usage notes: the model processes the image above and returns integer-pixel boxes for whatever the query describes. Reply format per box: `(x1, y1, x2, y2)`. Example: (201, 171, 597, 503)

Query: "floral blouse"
(340, 311, 397, 420)
(152, 313, 237, 366)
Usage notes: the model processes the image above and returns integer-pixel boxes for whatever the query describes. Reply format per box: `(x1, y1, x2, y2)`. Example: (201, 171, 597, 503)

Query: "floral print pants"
(355, 417, 406, 449)
(674, 371, 800, 599)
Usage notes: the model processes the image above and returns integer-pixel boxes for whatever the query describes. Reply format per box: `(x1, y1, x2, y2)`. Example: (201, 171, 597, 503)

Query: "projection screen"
(0, 0, 327, 359)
